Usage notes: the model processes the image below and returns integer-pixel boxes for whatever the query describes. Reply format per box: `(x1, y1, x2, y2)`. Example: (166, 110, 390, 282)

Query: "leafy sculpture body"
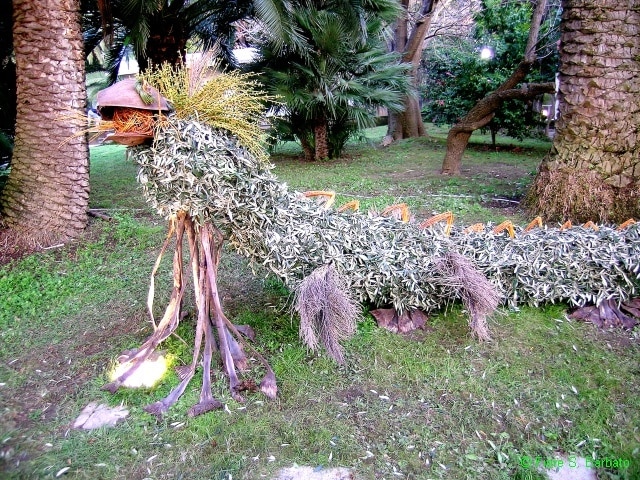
(101, 67, 640, 417)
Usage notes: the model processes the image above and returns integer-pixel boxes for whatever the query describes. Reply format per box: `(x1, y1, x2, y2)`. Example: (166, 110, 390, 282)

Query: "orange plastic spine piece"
(617, 218, 636, 231)
(337, 200, 360, 212)
(381, 203, 410, 223)
(419, 211, 454, 235)
(524, 216, 543, 233)
(560, 220, 572, 231)
(303, 190, 336, 209)
(492, 220, 515, 238)
(462, 223, 485, 234)
(582, 221, 599, 231)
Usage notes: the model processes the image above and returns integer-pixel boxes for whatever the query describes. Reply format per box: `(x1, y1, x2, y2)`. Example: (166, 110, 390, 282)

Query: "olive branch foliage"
(108, 59, 640, 415)
(132, 115, 640, 342)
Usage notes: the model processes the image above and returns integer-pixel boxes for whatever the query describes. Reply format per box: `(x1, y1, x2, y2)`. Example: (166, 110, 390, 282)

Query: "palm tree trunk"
(1, 0, 89, 244)
(526, 0, 640, 223)
(314, 118, 329, 161)
(297, 135, 313, 162)
(136, 13, 187, 72)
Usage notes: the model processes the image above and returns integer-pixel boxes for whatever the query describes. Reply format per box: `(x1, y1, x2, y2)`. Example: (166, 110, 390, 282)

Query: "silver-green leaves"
(130, 117, 640, 317)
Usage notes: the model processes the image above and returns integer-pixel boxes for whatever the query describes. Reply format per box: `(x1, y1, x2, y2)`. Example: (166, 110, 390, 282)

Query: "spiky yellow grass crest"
(138, 51, 273, 161)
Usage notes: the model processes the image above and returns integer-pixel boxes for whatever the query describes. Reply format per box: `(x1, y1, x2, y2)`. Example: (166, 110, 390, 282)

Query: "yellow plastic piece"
(419, 211, 454, 236)
(381, 203, 410, 223)
(492, 220, 515, 238)
(303, 190, 336, 209)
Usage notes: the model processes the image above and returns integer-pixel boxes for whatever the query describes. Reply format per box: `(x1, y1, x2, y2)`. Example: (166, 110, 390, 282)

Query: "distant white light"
(541, 108, 549, 117)
(480, 47, 494, 60)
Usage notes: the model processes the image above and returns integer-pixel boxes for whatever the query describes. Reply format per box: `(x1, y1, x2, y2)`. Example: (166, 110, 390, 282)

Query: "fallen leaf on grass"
(370, 308, 428, 333)
(72, 402, 129, 430)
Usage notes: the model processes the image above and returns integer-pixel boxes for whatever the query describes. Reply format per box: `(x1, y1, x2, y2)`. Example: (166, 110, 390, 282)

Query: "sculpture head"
(96, 78, 172, 146)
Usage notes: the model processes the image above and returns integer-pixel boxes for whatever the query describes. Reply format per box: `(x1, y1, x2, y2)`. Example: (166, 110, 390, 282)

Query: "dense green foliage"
(255, 0, 410, 160)
(83, 0, 253, 81)
(421, 0, 559, 140)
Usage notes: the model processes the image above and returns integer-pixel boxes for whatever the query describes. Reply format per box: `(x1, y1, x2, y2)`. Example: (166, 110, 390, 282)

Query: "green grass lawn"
(1, 127, 638, 480)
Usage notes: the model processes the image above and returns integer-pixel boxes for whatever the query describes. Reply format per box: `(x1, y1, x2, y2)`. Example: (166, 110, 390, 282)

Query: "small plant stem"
(201, 224, 244, 402)
(147, 218, 176, 330)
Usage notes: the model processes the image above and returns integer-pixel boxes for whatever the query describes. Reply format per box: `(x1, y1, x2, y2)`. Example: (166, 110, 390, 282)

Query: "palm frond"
(253, 0, 309, 56)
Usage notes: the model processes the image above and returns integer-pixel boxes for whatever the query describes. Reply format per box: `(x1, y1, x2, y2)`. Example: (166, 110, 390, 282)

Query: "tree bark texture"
(527, 0, 640, 223)
(2, 0, 89, 243)
(441, 80, 555, 174)
(136, 13, 187, 72)
(314, 118, 329, 161)
(385, 0, 440, 142)
(441, 0, 549, 175)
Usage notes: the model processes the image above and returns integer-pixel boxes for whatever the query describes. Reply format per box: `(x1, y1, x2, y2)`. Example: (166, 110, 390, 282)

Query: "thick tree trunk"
(441, 0, 549, 175)
(389, 95, 426, 140)
(385, 0, 440, 142)
(1, 0, 89, 244)
(526, 0, 640, 223)
(136, 14, 187, 72)
(299, 135, 314, 162)
(441, 81, 555, 174)
(314, 118, 329, 161)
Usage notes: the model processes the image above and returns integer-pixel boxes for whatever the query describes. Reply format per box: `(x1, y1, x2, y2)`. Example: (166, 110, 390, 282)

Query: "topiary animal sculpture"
(99, 61, 640, 417)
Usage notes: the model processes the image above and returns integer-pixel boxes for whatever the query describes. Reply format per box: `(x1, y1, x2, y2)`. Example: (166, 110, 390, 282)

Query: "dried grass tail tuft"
(294, 264, 359, 363)
(435, 252, 501, 341)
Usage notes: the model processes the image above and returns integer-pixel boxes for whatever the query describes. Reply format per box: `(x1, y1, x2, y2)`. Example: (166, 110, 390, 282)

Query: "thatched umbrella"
(96, 78, 171, 146)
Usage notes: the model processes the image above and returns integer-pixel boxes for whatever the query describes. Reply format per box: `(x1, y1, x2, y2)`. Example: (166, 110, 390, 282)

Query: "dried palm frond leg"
(294, 264, 359, 364)
(145, 216, 216, 417)
(200, 223, 278, 403)
(434, 252, 501, 341)
(103, 212, 188, 394)
(187, 309, 223, 417)
(106, 213, 275, 418)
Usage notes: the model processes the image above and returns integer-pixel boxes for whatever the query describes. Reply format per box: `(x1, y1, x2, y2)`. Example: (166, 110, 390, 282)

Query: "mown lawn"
(1, 126, 638, 480)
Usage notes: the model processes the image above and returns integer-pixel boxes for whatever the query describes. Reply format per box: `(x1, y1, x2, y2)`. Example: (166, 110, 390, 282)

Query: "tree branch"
(450, 82, 555, 134)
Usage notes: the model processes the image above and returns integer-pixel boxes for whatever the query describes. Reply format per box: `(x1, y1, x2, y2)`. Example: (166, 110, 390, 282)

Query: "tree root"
(104, 212, 277, 417)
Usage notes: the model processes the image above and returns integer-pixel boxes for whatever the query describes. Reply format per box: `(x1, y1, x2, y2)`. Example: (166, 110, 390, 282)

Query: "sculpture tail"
(294, 264, 359, 364)
(435, 252, 501, 340)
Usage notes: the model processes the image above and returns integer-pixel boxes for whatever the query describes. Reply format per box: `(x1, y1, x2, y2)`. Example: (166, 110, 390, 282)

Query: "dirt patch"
(1, 308, 149, 432)
(335, 386, 367, 403)
(581, 322, 640, 353)
(479, 197, 524, 218)
(461, 161, 533, 182)
(375, 161, 532, 185)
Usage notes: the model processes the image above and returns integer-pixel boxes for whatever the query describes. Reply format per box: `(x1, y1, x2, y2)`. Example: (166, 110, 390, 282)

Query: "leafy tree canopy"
(83, 0, 253, 82)
(422, 0, 559, 140)
(256, 0, 411, 160)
